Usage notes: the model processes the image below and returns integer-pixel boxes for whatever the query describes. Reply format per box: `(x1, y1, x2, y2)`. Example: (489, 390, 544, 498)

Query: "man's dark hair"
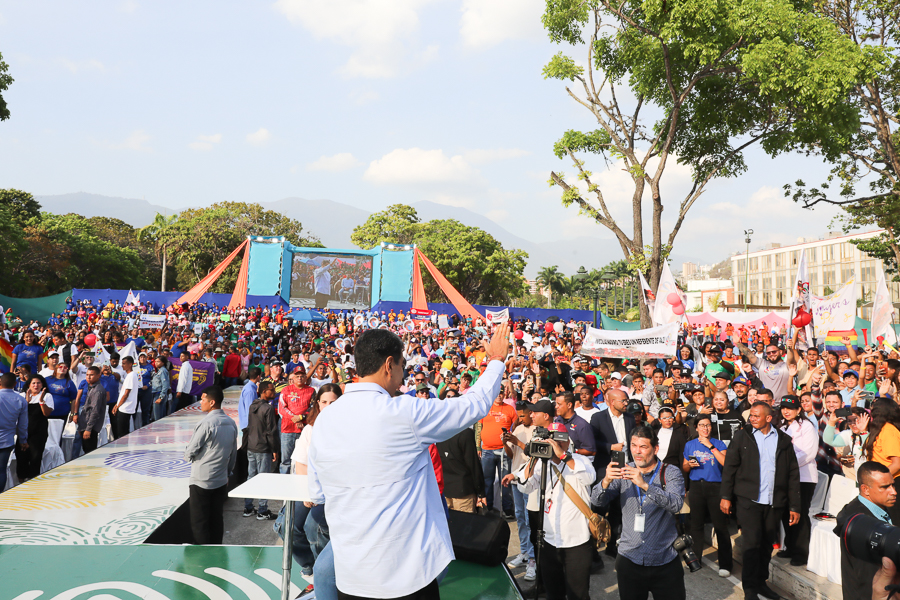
(122, 356, 134, 365)
(87, 366, 101, 375)
(858, 460, 891, 487)
(642, 359, 656, 368)
(652, 368, 665, 377)
(248, 367, 262, 381)
(631, 424, 658, 447)
(203, 385, 224, 406)
(258, 381, 274, 395)
(756, 388, 774, 400)
(0, 373, 14, 388)
(110, 352, 120, 360)
(558, 391, 575, 409)
(355, 329, 404, 378)
(824, 390, 843, 402)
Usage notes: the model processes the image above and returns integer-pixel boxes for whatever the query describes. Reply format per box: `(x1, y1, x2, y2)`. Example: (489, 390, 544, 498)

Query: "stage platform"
(1, 389, 524, 600)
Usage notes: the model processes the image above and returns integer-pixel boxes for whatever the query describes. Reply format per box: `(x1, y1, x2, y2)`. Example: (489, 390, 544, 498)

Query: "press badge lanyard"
(634, 461, 662, 533)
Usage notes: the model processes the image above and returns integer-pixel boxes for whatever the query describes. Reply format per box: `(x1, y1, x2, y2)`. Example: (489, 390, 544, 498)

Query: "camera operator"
(554, 391, 596, 458)
(835, 461, 897, 600)
(514, 423, 596, 600)
(592, 425, 687, 600)
(720, 402, 801, 600)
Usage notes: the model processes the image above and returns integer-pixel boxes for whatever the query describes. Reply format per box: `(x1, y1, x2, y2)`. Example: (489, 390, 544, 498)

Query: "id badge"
(545, 499, 553, 514)
(634, 513, 645, 533)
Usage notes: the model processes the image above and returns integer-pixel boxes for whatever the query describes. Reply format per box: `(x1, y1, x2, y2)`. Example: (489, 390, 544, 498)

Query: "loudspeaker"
(446, 510, 510, 566)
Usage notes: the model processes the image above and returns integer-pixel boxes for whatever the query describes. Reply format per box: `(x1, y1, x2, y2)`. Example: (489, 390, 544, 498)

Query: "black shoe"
(744, 591, 761, 600)
(242, 508, 256, 518)
(775, 550, 791, 559)
(758, 583, 781, 600)
(503, 511, 516, 522)
(256, 510, 277, 521)
(790, 557, 807, 567)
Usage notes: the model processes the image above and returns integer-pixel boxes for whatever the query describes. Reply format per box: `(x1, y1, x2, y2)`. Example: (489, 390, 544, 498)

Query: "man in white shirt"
(308, 323, 509, 599)
(176, 351, 194, 411)
(112, 356, 139, 439)
(313, 260, 333, 308)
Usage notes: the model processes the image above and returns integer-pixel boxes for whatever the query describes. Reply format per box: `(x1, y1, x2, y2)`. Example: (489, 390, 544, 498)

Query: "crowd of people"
(1, 296, 900, 600)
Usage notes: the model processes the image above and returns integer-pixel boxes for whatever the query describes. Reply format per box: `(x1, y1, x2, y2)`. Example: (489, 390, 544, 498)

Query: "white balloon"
(553, 322, 564, 333)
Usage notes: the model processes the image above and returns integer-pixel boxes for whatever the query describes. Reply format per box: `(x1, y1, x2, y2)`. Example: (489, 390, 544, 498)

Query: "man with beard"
(732, 375, 752, 414)
(736, 341, 791, 404)
(592, 425, 687, 600)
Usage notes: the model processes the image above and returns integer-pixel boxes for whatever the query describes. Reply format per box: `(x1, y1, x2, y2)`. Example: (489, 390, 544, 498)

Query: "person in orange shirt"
(725, 323, 734, 339)
(480, 393, 517, 517)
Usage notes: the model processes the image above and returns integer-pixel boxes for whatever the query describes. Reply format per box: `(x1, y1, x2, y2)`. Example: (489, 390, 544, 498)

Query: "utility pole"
(744, 229, 754, 311)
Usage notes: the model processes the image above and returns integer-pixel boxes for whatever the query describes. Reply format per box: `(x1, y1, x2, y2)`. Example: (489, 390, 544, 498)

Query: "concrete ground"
(223, 496, 285, 546)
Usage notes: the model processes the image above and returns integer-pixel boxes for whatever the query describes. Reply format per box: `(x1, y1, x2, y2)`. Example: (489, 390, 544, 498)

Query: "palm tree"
(137, 213, 178, 292)
(536, 265, 568, 308)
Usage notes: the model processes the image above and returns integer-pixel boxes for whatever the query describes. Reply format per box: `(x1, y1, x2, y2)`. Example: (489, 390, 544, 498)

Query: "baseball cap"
(670, 360, 683, 370)
(584, 374, 598, 386)
(415, 383, 429, 392)
(292, 365, 306, 374)
(731, 375, 750, 388)
(525, 399, 555, 415)
(843, 369, 859, 379)
(713, 370, 732, 380)
(610, 372, 622, 380)
(780, 395, 801, 410)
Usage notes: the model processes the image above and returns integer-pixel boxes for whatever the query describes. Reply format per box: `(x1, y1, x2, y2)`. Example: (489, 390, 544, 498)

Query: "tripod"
(530, 455, 551, 600)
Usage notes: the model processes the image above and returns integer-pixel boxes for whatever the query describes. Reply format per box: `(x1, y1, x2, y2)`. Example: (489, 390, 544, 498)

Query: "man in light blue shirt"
(0, 373, 28, 491)
(754, 425, 778, 505)
(238, 367, 261, 430)
(309, 323, 510, 599)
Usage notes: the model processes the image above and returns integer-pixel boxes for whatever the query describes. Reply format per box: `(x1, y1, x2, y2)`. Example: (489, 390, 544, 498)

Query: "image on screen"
(290, 252, 373, 309)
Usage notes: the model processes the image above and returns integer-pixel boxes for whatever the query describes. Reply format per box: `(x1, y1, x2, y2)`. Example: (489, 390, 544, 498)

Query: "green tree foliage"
(137, 213, 179, 291)
(785, 0, 900, 276)
(415, 220, 528, 305)
(351, 204, 420, 249)
(0, 189, 41, 227)
(161, 201, 321, 293)
(543, 0, 875, 325)
(0, 51, 12, 121)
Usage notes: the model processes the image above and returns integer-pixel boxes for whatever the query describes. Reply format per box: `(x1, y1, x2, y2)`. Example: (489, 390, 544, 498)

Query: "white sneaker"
(524, 560, 536, 581)
(507, 553, 528, 569)
(718, 569, 731, 578)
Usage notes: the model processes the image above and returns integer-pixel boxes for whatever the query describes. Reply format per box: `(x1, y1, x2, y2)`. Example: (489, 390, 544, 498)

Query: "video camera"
(840, 513, 900, 566)
(524, 425, 570, 459)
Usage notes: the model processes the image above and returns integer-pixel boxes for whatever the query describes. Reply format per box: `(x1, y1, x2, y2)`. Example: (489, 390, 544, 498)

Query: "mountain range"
(35, 192, 704, 278)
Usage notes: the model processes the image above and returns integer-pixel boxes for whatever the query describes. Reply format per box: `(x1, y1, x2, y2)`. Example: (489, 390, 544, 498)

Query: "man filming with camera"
(835, 461, 898, 600)
(592, 425, 688, 600)
(513, 421, 596, 600)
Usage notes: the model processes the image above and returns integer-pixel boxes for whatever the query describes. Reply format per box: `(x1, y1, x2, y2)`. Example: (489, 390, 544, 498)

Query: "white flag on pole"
(125, 289, 140, 305)
(638, 270, 656, 314)
(871, 265, 897, 346)
(788, 249, 814, 350)
(651, 262, 687, 326)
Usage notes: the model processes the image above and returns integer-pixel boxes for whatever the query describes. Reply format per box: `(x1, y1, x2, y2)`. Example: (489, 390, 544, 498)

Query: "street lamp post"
(744, 229, 754, 311)
(574, 266, 601, 328)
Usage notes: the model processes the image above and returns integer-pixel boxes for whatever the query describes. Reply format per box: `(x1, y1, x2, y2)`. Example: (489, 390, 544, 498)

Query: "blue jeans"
(481, 448, 513, 512)
(0, 445, 12, 491)
(244, 451, 270, 512)
(152, 392, 168, 422)
(280, 432, 300, 474)
(224, 377, 241, 388)
(167, 393, 177, 415)
(305, 510, 329, 559)
(512, 484, 533, 559)
(291, 501, 315, 570)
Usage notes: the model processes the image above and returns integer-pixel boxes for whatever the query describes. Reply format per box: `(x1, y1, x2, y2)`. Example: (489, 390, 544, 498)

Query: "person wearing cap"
(307, 325, 509, 599)
(776, 395, 819, 567)
(514, 421, 595, 600)
(840, 369, 865, 407)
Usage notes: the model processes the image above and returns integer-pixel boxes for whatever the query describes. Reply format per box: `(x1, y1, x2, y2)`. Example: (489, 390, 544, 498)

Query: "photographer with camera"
(513, 422, 596, 600)
(720, 402, 801, 600)
(835, 461, 897, 600)
(592, 425, 688, 600)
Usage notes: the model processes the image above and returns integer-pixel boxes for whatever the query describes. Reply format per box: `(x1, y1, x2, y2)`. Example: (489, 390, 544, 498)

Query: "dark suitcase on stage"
(446, 510, 510, 566)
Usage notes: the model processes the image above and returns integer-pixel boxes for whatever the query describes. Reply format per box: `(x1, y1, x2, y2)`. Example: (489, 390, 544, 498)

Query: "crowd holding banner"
(0, 279, 899, 599)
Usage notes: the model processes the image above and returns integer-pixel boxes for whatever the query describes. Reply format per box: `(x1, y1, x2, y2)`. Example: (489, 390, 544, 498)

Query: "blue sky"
(0, 0, 849, 264)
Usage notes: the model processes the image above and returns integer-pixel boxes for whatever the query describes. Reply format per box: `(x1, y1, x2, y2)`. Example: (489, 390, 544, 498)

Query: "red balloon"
(84, 333, 97, 347)
(544, 322, 554, 333)
(667, 292, 681, 305)
(792, 312, 811, 328)
(514, 330, 524, 340)
(672, 304, 685, 316)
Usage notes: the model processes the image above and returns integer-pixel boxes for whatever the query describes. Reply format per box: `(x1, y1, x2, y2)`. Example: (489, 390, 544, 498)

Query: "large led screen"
(290, 252, 373, 309)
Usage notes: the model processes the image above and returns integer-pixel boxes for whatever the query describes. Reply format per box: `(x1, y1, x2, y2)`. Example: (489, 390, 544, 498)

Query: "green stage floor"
(5, 544, 522, 600)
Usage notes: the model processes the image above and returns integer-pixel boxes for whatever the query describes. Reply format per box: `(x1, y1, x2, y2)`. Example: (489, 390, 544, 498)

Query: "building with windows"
(729, 229, 898, 319)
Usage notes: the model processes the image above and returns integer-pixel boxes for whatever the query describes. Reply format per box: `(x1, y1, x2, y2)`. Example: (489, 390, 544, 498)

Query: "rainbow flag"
(824, 330, 858, 357)
(0, 339, 12, 373)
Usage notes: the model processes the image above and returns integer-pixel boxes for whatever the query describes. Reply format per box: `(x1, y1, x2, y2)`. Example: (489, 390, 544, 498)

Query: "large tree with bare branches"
(543, 0, 876, 325)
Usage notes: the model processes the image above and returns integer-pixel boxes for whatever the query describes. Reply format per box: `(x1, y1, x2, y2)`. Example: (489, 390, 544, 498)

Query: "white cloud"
(365, 148, 479, 184)
(246, 128, 271, 146)
(306, 152, 362, 172)
(95, 129, 151, 152)
(460, 0, 544, 49)
(188, 133, 223, 151)
(59, 58, 106, 75)
(349, 89, 380, 106)
(462, 148, 530, 164)
(273, 0, 438, 78)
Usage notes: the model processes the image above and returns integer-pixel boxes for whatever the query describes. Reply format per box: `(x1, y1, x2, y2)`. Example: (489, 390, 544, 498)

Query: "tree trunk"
(161, 247, 167, 292)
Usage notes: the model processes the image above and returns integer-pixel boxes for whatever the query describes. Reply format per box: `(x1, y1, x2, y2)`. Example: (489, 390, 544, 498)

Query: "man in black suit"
(590, 388, 634, 558)
(835, 461, 898, 600)
(720, 402, 800, 600)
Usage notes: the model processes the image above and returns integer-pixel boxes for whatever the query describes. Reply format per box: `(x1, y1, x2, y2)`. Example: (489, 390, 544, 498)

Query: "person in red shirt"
(222, 348, 242, 388)
(480, 393, 518, 517)
(277, 366, 315, 474)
